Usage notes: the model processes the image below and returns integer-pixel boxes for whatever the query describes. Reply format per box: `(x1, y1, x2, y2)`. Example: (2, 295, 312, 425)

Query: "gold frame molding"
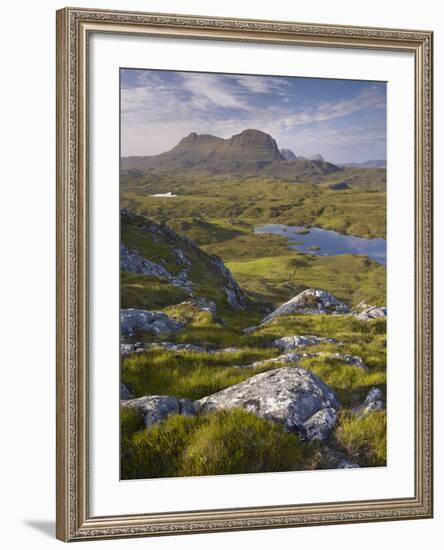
(56, 7, 433, 542)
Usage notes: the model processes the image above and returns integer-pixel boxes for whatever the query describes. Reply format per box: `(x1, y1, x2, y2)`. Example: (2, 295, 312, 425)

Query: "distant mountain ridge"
(121, 129, 341, 179)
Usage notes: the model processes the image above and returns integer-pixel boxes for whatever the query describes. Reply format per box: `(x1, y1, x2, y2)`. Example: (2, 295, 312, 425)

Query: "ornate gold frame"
(56, 7, 433, 542)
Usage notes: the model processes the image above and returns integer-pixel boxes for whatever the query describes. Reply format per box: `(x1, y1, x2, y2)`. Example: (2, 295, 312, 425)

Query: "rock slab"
(196, 366, 339, 441)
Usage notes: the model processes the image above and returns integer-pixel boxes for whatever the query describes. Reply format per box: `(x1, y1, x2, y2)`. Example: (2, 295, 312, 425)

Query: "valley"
(119, 129, 387, 479)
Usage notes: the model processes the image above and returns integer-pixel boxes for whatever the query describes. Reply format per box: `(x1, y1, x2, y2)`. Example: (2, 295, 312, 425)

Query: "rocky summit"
(121, 129, 341, 178)
(196, 366, 340, 441)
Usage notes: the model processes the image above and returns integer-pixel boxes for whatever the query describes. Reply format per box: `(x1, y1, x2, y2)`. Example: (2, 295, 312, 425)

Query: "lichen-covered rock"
(120, 309, 183, 338)
(303, 407, 337, 441)
(337, 459, 360, 469)
(178, 398, 196, 417)
(210, 256, 248, 311)
(327, 353, 368, 370)
(121, 395, 180, 427)
(273, 335, 340, 352)
(353, 387, 385, 416)
(261, 289, 349, 323)
(196, 367, 339, 440)
(120, 243, 193, 294)
(120, 383, 133, 400)
(354, 305, 387, 321)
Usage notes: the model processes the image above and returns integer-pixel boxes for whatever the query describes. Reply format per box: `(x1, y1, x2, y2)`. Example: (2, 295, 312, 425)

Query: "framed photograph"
(56, 7, 433, 542)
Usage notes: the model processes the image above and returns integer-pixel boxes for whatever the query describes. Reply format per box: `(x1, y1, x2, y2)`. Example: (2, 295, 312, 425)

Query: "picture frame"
(56, 6, 433, 542)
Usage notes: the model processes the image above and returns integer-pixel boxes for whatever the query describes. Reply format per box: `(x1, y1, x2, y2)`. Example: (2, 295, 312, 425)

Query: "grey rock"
(178, 398, 196, 416)
(210, 255, 248, 311)
(303, 407, 337, 441)
(337, 459, 360, 469)
(273, 334, 340, 352)
(261, 289, 350, 323)
(122, 395, 180, 428)
(120, 243, 193, 294)
(328, 353, 368, 370)
(353, 387, 385, 416)
(120, 383, 133, 400)
(354, 305, 387, 321)
(120, 340, 243, 356)
(196, 367, 339, 440)
(120, 309, 183, 338)
(173, 247, 191, 268)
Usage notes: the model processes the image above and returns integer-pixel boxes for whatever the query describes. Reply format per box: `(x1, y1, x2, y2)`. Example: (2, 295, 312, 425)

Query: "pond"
(254, 224, 386, 265)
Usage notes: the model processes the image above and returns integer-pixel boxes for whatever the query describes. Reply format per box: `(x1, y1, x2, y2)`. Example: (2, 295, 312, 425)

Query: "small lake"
(254, 224, 386, 265)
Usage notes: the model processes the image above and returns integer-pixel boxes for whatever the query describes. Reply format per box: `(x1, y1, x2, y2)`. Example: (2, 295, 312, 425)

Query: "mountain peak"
(309, 153, 325, 162)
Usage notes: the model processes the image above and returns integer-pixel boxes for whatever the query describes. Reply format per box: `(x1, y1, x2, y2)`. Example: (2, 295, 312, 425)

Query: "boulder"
(337, 459, 360, 469)
(303, 407, 338, 441)
(121, 395, 180, 427)
(261, 289, 349, 323)
(196, 366, 339, 441)
(352, 387, 385, 416)
(327, 353, 368, 370)
(120, 309, 183, 338)
(178, 398, 197, 417)
(354, 305, 387, 321)
(120, 383, 133, 400)
(273, 334, 340, 352)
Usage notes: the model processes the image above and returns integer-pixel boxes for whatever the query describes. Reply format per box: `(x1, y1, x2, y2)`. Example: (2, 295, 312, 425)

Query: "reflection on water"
(254, 224, 386, 265)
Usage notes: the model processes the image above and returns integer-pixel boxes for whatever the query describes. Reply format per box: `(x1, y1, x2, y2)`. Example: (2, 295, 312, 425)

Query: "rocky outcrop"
(354, 305, 387, 321)
(121, 243, 193, 294)
(196, 367, 340, 441)
(273, 335, 340, 352)
(120, 309, 183, 338)
(121, 210, 248, 311)
(352, 387, 385, 416)
(121, 395, 196, 428)
(209, 256, 248, 311)
(261, 289, 350, 323)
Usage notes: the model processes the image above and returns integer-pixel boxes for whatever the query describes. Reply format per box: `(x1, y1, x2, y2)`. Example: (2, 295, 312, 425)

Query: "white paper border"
(89, 33, 415, 516)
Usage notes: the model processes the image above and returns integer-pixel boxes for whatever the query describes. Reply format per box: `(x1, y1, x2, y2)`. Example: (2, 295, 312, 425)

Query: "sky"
(120, 68, 386, 164)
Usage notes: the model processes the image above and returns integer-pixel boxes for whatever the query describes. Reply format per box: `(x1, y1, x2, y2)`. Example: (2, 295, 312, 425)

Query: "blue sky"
(121, 68, 386, 164)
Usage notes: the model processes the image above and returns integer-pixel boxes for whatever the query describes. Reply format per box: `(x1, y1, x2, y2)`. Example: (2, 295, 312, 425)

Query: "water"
(254, 224, 386, 265)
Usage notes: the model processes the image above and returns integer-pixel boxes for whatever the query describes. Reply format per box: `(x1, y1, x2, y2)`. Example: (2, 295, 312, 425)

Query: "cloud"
(120, 69, 386, 162)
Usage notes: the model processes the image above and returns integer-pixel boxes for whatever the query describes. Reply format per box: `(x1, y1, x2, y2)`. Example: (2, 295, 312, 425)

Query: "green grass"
(121, 409, 311, 479)
(121, 173, 386, 240)
(227, 253, 386, 308)
(121, 272, 189, 310)
(335, 411, 387, 467)
(121, 347, 278, 400)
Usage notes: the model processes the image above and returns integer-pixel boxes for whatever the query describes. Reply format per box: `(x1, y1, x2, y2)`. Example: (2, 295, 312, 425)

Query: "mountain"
(339, 159, 386, 168)
(309, 154, 325, 162)
(121, 129, 341, 179)
(280, 148, 297, 160)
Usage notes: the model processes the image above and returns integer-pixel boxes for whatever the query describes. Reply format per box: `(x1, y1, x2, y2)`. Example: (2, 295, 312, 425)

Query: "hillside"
(121, 129, 341, 179)
(121, 209, 248, 313)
